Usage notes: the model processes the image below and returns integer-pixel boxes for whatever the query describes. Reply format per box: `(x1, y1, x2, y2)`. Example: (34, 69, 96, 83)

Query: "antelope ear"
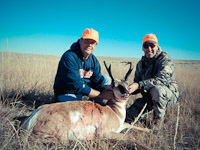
(112, 80, 118, 88)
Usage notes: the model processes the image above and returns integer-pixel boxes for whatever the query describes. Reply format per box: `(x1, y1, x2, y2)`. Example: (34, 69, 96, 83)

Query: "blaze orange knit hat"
(82, 28, 99, 43)
(142, 33, 158, 44)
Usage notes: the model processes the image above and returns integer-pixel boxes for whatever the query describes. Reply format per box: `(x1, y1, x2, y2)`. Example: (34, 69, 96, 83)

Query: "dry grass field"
(0, 52, 200, 150)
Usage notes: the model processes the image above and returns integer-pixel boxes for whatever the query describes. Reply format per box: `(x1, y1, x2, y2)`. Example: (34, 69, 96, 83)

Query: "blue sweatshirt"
(53, 40, 105, 97)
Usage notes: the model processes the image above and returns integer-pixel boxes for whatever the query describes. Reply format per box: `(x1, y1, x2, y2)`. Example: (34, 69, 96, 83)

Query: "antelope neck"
(108, 98, 126, 121)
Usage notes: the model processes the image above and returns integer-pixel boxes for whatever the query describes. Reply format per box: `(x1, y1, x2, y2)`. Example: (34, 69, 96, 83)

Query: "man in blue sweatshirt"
(53, 28, 113, 103)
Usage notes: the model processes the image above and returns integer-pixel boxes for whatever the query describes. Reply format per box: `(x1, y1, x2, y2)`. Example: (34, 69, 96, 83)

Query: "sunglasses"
(82, 39, 97, 46)
(143, 43, 156, 49)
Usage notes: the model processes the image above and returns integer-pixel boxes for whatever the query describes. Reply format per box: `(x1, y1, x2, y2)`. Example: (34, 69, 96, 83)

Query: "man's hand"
(128, 82, 139, 94)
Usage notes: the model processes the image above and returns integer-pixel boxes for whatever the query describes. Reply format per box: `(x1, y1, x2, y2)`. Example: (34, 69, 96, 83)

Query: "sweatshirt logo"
(79, 69, 93, 78)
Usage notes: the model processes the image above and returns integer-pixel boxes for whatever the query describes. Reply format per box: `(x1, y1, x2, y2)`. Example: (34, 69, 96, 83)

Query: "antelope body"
(21, 61, 133, 141)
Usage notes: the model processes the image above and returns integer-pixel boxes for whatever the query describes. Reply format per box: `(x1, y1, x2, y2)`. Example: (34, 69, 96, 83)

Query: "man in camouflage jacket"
(127, 33, 179, 132)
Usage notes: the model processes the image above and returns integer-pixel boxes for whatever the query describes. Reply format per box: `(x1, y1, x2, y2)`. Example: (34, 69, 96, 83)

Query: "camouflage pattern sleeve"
(139, 57, 175, 90)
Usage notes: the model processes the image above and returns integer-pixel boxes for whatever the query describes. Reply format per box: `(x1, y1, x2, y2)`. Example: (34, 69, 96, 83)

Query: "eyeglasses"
(82, 39, 97, 46)
(143, 43, 156, 49)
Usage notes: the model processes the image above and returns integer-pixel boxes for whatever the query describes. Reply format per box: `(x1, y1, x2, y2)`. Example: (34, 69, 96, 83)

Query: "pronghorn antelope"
(21, 61, 134, 141)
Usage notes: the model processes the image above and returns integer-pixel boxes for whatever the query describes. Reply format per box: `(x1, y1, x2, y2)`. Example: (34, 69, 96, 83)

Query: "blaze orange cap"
(142, 33, 158, 44)
(82, 28, 99, 43)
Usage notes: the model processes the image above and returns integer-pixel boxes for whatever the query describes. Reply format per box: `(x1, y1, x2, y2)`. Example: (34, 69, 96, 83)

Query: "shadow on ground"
(1, 90, 56, 109)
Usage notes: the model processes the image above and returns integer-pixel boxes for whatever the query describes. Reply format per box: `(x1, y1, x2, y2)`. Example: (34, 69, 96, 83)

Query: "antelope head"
(103, 61, 133, 101)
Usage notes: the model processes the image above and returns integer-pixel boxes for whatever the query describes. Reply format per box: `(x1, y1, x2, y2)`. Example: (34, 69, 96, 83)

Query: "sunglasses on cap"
(143, 43, 156, 49)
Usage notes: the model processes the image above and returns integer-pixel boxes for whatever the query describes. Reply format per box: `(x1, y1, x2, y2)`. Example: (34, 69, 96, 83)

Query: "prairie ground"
(0, 52, 200, 150)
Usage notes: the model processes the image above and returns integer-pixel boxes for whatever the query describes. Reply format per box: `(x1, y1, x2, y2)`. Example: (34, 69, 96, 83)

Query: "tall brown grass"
(0, 52, 200, 149)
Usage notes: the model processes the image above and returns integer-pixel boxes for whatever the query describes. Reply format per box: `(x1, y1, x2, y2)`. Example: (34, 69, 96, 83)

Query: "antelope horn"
(103, 61, 115, 83)
(121, 61, 133, 81)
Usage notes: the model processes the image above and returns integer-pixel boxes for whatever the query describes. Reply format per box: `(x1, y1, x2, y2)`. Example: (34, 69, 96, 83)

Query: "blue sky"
(1, 0, 200, 60)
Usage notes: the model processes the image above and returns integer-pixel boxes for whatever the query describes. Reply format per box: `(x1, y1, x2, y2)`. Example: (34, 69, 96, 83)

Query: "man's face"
(142, 42, 159, 58)
(79, 38, 97, 59)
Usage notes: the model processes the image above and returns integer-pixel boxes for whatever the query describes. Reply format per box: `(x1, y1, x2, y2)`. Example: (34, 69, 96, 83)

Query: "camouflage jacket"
(134, 47, 179, 99)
